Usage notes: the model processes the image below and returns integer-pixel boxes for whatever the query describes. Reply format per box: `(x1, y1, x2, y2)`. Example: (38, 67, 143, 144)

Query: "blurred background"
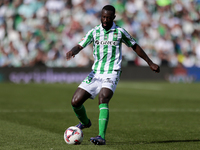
(0, 0, 200, 83)
(1, 2, 200, 149)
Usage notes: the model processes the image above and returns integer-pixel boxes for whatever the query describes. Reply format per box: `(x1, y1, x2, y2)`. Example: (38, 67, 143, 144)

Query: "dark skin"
(66, 9, 160, 107)
(101, 9, 116, 31)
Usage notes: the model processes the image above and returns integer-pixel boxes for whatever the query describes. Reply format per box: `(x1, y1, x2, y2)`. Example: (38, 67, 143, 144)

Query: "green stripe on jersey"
(94, 28, 100, 72)
(121, 29, 135, 47)
(100, 34, 108, 74)
(108, 30, 118, 74)
(82, 33, 93, 47)
(79, 29, 94, 48)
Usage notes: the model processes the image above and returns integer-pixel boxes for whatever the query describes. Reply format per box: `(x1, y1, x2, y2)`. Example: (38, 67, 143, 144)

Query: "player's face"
(101, 9, 115, 31)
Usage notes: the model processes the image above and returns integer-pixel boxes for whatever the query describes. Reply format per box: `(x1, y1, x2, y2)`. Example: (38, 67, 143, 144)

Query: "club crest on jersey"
(94, 40, 117, 46)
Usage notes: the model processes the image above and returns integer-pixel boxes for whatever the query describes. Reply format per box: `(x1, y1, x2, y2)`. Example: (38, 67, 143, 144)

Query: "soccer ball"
(64, 126, 83, 145)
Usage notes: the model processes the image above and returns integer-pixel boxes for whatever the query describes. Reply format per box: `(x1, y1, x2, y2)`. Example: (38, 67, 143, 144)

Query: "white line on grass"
(0, 109, 200, 113)
(117, 84, 162, 91)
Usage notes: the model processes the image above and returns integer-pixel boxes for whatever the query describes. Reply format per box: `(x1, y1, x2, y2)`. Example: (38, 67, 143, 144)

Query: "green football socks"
(72, 103, 109, 140)
(98, 103, 109, 140)
(72, 105, 90, 125)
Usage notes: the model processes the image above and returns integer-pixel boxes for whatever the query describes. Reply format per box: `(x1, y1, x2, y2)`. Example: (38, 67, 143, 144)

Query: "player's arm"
(132, 44, 160, 73)
(66, 28, 94, 60)
(66, 45, 84, 60)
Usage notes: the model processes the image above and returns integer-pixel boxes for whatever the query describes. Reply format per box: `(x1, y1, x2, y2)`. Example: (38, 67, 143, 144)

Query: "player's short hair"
(102, 5, 115, 15)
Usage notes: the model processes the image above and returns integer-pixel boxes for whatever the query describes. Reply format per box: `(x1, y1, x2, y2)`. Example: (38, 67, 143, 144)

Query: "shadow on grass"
(108, 139, 200, 145)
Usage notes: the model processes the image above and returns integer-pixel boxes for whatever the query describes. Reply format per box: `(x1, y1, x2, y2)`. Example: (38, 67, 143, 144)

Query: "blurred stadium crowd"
(0, 0, 199, 68)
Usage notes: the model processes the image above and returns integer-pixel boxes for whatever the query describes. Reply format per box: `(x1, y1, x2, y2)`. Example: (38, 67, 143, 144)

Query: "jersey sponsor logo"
(94, 40, 118, 46)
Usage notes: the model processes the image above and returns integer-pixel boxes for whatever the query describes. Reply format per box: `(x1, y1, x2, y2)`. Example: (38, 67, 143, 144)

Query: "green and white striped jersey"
(79, 22, 136, 74)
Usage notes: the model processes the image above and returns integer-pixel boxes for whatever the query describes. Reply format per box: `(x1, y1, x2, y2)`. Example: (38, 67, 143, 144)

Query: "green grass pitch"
(0, 81, 200, 150)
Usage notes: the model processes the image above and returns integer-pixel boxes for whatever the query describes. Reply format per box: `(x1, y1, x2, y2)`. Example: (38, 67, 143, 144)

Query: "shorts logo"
(103, 78, 114, 85)
(83, 76, 93, 84)
(94, 40, 117, 46)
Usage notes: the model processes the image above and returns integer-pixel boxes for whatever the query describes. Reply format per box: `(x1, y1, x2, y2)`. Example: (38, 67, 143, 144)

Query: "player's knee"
(99, 97, 110, 104)
(71, 88, 91, 107)
(99, 93, 109, 101)
(99, 89, 113, 104)
(71, 96, 81, 107)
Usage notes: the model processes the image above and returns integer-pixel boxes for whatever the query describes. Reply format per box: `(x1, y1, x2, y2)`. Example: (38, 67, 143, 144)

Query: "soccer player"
(66, 5, 160, 145)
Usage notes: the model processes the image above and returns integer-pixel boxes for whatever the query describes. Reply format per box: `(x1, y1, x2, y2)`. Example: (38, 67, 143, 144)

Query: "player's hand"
(150, 63, 160, 73)
(66, 51, 75, 60)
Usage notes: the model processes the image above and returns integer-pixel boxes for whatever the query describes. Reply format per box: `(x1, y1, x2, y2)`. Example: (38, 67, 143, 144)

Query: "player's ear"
(113, 15, 116, 20)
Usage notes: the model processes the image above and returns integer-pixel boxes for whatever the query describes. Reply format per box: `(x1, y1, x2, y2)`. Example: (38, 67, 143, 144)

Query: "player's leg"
(98, 88, 113, 138)
(71, 87, 91, 107)
(90, 88, 113, 145)
(90, 71, 120, 145)
(98, 87, 113, 104)
(71, 71, 97, 129)
(71, 87, 91, 129)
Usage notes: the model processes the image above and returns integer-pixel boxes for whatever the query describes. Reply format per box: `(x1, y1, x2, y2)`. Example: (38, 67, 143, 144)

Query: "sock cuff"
(99, 103, 109, 110)
(72, 105, 83, 110)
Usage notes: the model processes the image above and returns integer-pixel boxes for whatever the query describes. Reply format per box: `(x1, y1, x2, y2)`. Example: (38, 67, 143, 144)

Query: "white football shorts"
(78, 70, 121, 99)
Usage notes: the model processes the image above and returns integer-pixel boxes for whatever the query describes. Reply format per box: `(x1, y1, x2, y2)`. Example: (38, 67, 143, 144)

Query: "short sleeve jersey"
(78, 22, 136, 74)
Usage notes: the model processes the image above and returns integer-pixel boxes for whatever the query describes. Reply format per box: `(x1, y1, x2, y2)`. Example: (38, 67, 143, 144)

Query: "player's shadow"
(108, 139, 200, 145)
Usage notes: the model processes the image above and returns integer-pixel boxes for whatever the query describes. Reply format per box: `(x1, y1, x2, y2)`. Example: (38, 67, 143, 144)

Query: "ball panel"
(64, 126, 84, 145)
